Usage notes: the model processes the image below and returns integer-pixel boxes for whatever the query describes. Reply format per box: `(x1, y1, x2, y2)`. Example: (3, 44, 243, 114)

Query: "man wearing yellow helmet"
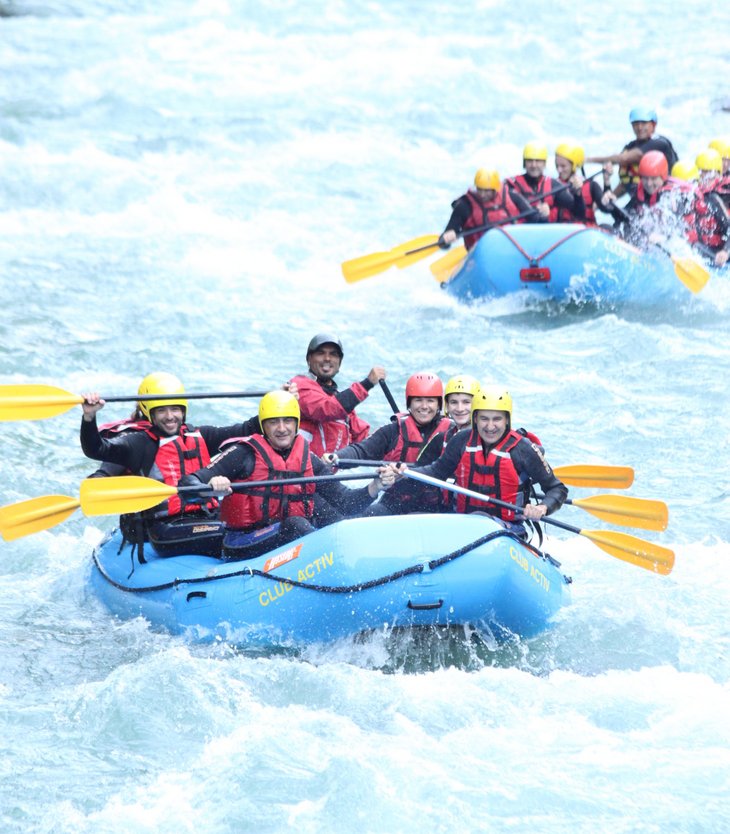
(586, 106, 678, 198)
(399, 387, 567, 539)
(443, 374, 481, 429)
(438, 167, 539, 251)
(80, 373, 288, 556)
(288, 333, 386, 457)
(181, 391, 396, 560)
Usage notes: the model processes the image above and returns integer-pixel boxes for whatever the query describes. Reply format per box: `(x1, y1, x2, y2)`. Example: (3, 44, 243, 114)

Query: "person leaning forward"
(180, 391, 397, 561)
(288, 332, 386, 456)
(401, 387, 567, 540)
(80, 371, 286, 556)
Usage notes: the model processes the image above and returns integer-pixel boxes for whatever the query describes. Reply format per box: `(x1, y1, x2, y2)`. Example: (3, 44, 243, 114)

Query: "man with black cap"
(288, 333, 386, 456)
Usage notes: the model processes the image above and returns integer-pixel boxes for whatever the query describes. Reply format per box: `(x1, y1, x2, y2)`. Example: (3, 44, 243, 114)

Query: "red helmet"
(405, 372, 443, 405)
(638, 150, 668, 179)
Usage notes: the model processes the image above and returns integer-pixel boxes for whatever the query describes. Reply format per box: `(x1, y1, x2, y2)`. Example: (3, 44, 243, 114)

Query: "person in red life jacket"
(550, 143, 587, 222)
(328, 372, 456, 516)
(288, 333, 385, 456)
(505, 141, 581, 223)
(180, 391, 396, 561)
(586, 106, 679, 199)
(401, 387, 567, 540)
(438, 168, 539, 251)
(692, 149, 730, 267)
(621, 151, 697, 248)
(443, 374, 481, 430)
(80, 372, 275, 556)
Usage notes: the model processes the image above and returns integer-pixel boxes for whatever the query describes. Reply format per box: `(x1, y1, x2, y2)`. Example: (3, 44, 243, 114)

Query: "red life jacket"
(548, 179, 581, 222)
(147, 427, 215, 516)
(219, 434, 315, 530)
(102, 421, 215, 516)
(386, 414, 454, 463)
(462, 186, 521, 250)
(453, 429, 528, 521)
(580, 181, 597, 224)
(693, 182, 728, 249)
(506, 174, 556, 205)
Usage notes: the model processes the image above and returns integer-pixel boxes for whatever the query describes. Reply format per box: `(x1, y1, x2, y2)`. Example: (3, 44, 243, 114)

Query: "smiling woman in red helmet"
(330, 372, 456, 515)
(400, 387, 567, 540)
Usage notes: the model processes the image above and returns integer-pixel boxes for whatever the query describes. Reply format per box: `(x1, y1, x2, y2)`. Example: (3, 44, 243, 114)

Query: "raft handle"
(407, 599, 443, 611)
(186, 591, 208, 602)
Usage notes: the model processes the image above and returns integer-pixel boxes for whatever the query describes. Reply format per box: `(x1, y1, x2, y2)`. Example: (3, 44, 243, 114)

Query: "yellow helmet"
(474, 168, 501, 191)
(709, 137, 730, 159)
(555, 142, 585, 171)
(671, 159, 699, 182)
(695, 149, 722, 173)
(258, 390, 300, 431)
(523, 141, 548, 162)
(444, 374, 481, 399)
(471, 386, 513, 420)
(137, 372, 187, 420)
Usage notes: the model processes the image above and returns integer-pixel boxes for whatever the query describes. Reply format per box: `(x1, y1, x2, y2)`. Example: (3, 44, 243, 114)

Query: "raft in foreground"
(442, 223, 692, 305)
(89, 514, 571, 649)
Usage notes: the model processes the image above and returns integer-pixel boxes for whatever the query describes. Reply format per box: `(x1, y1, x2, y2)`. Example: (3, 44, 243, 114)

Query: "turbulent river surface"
(1, 1, 729, 832)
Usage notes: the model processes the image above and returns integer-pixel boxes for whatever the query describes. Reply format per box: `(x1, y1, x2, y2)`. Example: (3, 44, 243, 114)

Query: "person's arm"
(80, 415, 150, 471)
(439, 197, 473, 246)
(200, 416, 259, 456)
(408, 429, 468, 481)
(294, 374, 373, 420)
(512, 440, 568, 517)
(586, 148, 643, 167)
(185, 443, 256, 485)
(508, 189, 542, 222)
(335, 421, 399, 461)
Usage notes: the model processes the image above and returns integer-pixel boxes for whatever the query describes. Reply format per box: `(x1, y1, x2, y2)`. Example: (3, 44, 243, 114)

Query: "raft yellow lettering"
(530, 564, 550, 592)
(510, 546, 529, 572)
(258, 580, 295, 607)
(258, 551, 335, 607)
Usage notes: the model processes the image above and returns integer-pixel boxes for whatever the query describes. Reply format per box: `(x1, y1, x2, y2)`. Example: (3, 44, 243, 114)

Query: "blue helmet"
(629, 106, 658, 123)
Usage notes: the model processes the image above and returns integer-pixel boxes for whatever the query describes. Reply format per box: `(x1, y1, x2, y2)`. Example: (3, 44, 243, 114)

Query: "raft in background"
(89, 514, 571, 649)
(441, 223, 695, 304)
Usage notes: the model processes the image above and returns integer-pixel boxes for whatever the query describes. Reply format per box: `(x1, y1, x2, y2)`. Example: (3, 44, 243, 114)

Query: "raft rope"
(92, 528, 567, 596)
(496, 225, 594, 267)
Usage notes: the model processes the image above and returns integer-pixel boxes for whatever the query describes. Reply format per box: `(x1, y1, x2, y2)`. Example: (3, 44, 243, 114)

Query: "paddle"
(0, 495, 81, 541)
(652, 244, 710, 294)
(79, 472, 382, 517)
(534, 492, 668, 531)
(379, 380, 400, 414)
(342, 173, 603, 284)
(332, 460, 634, 489)
(0, 384, 270, 423)
(404, 470, 673, 575)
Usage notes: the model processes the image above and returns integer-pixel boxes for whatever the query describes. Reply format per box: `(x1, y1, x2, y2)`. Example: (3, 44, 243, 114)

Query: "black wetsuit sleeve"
(510, 440, 568, 514)
(187, 443, 256, 484)
(80, 417, 156, 475)
(508, 188, 542, 222)
(336, 422, 399, 461)
(200, 417, 259, 455)
(443, 197, 472, 235)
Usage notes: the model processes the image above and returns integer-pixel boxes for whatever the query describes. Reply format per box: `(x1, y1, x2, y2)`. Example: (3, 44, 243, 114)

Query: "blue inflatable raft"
(89, 514, 571, 649)
(442, 223, 691, 305)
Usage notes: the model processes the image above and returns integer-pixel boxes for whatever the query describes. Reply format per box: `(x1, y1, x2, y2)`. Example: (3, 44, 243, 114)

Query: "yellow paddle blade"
(554, 464, 634, 489)
(581, 529, 674, 575)
(0, 384, 83, 422)
(430, 245, 467, 283)
(672, 256, 710, 294)
(571, 495, 668, 531)
(79, 476, 177, 516)
(0, 495, 81, 541)
(393, 235, 441, 269)
(341, 235, 439, 283)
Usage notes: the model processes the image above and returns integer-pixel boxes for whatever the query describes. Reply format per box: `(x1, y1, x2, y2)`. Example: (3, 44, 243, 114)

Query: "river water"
(1, 1, 729, 832)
